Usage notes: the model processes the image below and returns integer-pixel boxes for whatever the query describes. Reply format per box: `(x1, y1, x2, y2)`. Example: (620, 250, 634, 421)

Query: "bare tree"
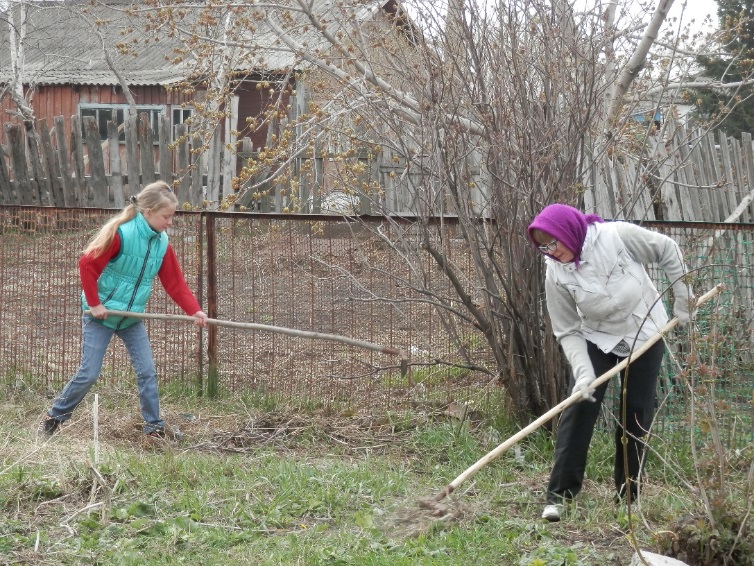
(116, 0, 736, 420)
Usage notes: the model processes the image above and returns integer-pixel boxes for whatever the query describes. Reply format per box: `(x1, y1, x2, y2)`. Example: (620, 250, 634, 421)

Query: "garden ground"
(1, 384, 749, 565)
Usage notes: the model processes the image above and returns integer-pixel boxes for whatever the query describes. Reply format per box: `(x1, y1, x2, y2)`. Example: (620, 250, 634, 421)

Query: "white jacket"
(545, 221, 691, 382)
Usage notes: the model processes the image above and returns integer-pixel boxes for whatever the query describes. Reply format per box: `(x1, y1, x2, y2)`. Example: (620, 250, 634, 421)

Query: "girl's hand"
(192, 311, 209, 328)
(89, 304, 108, 319)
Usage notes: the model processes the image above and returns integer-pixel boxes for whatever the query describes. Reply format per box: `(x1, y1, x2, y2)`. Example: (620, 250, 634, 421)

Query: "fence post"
(205, 213, 219, 398)
(195, 210, 205, 395)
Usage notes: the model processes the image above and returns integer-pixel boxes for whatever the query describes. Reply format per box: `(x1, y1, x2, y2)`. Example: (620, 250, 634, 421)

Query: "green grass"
(1, 388, 752, 565)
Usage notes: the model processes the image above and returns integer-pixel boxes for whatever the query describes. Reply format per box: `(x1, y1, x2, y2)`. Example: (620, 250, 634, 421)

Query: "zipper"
(115, 236, 155, 331)
(102, 288, 117, 305)
(88, 288, 117, 319)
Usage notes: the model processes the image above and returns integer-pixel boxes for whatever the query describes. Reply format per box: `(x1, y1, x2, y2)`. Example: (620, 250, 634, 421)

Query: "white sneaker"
(541, 504, 562, 522)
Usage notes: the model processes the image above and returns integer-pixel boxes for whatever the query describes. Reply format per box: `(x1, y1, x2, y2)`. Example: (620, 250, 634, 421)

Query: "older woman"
(528, 204, 693, 522)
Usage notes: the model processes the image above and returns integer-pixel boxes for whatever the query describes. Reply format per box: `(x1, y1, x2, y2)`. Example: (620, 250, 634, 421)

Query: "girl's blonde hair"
(84, 181, 178, 257)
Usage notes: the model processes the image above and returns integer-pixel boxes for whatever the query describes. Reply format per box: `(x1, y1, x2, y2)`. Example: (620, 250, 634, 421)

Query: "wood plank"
(0, 141, 14, 204)
(108, 120, 124, 208)
(617, 159, 638, 219)
(704, 131, 725, 220)
(223, 96, 239, 200)
(364, 153, 379, 215)
(159, 114, 171, 184)
(175, 125, 191, 204)
(125, 111, 139, 194)
(293, 155, 307, 213)
(660, 157, 682, 221)
(601, 156, 618, 218)
(581, 152, 596, 215)
(671, 122, 703, 220)
(656, 140, 681, 220)
(741, 132, 754, 222)
(588, 154, 608, 218)
(633, 159, 655, 221)
(138, 112, 156, 185)
(83, 116, 109, 207)
(190, 134, 203, 206)
(691, 130, 714, 220)
(206, 130, 221, 206)
(70, 115, 89, 206)
(25, 124, 50, 205)
(53, 116, 75, 207)
(39, 118, 65, 207)
(717, 130, 740, 220)
(6, 124, 32, 205)
(728, 133, 750, 222)
(296, 157, 324, 213)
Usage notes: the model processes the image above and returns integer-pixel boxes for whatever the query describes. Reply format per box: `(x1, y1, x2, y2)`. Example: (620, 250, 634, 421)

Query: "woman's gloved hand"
(673, 294, 697, 327)
(573, 374, 597, 402)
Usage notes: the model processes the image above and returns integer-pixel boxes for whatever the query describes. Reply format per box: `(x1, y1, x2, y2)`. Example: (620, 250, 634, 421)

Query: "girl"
(41, 181, 208, 438)
(528, 203, 693, 522)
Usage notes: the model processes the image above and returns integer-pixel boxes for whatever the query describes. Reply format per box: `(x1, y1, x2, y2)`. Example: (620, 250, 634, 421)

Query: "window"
(172, 107, 193, 141)
(79, 104, 164, 142)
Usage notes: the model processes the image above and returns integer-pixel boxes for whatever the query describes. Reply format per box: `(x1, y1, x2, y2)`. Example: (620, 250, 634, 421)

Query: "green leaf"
(126, 501, 155, 517)
(353, 509, 374, 529)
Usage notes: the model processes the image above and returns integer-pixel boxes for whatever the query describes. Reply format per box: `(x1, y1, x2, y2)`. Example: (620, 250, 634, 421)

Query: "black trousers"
(545, 339, 666, 504)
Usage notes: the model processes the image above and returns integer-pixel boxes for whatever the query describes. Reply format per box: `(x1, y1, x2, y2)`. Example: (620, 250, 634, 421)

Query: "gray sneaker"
(541, 504, 562, 522)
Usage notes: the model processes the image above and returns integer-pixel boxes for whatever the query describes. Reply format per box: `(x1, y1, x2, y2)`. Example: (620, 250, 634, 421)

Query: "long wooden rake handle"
(89, 309, 405, 358)
(429, 283, 725, 503)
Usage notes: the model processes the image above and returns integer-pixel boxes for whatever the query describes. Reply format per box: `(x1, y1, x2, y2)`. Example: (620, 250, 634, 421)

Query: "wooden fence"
(0, 112, 205, 208)
(3, 113, 754, 222)
(585, 121, 754, 223)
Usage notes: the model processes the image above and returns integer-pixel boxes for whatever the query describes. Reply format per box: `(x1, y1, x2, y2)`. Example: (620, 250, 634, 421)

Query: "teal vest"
(81, 213, 169, 329)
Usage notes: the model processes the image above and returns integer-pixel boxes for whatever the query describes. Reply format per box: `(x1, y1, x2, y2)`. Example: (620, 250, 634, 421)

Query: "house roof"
(0, 1, 191, 86)
(0, 0, 405, 88)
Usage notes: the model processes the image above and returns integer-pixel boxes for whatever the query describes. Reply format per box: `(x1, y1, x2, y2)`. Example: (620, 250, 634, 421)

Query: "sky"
(668, 0, 719, 30)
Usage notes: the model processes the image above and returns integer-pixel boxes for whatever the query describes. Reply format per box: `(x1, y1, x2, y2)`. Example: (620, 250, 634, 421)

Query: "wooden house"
(0, 0, 418, 208)
(0, 1, 292, 185)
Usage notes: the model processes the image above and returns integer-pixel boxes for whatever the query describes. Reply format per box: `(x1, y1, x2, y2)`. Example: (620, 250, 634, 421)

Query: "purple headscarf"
(527, 204, 603, 265)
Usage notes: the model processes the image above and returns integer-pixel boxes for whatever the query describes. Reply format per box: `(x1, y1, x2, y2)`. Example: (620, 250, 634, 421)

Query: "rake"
(90, 309, 408, 373)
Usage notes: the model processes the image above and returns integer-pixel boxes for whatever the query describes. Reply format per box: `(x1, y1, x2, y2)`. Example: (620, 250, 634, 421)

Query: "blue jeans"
(48, 316, 164, 434)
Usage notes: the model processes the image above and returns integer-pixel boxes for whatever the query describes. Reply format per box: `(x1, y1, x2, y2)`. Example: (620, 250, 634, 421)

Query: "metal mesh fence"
(203, 215, 494, 411)
(609, 222, 754, 448)
(0, 208, 489, 412)
(1, 207, 752, 446)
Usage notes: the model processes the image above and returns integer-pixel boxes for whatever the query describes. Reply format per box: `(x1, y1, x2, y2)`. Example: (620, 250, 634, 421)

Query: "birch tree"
(2, 0, 35, 124)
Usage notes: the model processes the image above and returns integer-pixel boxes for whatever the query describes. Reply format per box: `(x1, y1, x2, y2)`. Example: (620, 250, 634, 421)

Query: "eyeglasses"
(538, 239, 558, 253)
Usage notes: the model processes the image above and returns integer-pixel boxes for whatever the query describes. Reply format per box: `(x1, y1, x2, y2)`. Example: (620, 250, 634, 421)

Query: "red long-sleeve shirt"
(79, 233, 201, 316)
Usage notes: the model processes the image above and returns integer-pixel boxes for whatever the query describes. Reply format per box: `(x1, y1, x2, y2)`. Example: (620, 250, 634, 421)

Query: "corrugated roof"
(0, 2, 192, 86)
(0, 0, 393, 87)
